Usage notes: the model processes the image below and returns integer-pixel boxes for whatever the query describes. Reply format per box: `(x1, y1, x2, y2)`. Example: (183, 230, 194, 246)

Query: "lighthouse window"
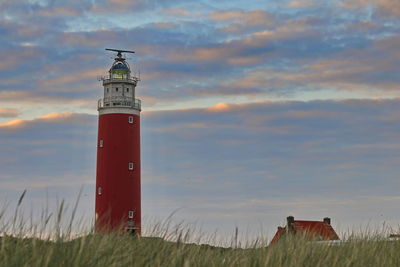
(126, 88, 129, 92)
(98, 187, 102, 195)
(128, 116, 134, 124)
(128, 211, 134, 218)
(116, 87, 119, 92)
(99, 139, 104, 148)
(129, 162, 135, 170)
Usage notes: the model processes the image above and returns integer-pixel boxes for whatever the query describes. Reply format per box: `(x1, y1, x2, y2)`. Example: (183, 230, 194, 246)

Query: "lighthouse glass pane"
(112, 69, 128, 79)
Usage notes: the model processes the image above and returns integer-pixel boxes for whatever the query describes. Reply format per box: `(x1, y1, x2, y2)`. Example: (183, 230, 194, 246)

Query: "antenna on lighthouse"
(105, 48, 135, 60)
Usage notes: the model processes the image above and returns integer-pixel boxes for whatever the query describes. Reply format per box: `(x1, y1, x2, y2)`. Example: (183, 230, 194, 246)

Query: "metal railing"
(99, 74, 140, 85)
(98, 96, 141, 111)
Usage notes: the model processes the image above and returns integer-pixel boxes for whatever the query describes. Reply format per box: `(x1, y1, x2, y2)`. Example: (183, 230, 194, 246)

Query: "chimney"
(287, 216, 295, 226)
(323, 217, 331, 225)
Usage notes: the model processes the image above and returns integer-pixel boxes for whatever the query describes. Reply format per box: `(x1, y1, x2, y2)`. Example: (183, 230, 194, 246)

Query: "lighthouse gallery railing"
(98, 96, 141, 111)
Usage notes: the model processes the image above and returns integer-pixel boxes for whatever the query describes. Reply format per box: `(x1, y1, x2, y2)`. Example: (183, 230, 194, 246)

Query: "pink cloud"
(38, 68, 104, 88)
(211, 10, 274, 26)
(287, 0, 317, 8)
(0, 108, 20, 118)
(60, 30, 117, 47)
(211, 9, 275, 34)
(0, 48, 41, 71)
(162, 8, 197, 17)
(340, 0, 400, 16)
(167, 18, 314, 65)
(37, 6, 80, 17)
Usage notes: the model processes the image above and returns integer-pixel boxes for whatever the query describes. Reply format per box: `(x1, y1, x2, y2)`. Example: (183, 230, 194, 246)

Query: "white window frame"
(128, 116, 134, 124)
(128, 211, 134, 218)
(99, 139, 104, 148)
(98, 187, 102, 195)
(129, 162, 134, 170)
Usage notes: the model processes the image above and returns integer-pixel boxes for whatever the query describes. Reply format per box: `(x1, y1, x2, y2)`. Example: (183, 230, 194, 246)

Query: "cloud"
(216, 33, 400, 98)
(1, 0, 398, 111)
(0, 112, 92, 131)
(90, 0, 185, 14)
(161, 8, 198, 17)
(38, 68, 104, 89)
(37, 6, 80, 17)
(206, 102, 231, 112)
(142, 98, 400, 234)
(288, 0, 318, 8)
(210, 10, 273, 26)
(2, 99, 400, 236)
(166, 17, 316, 65)
(0, 47, 42, 71)
(340, 0, 400, 16)
(0, 108, 20, 118)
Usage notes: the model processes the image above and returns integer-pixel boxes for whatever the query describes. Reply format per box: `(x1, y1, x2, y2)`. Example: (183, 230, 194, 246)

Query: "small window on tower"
(98, 187, 102, 195)
(99, 139, 104, 148)
(126, 88, 129, 92)
(128, 116, 134, 124)
(128, 211, 134, 218)
(128, 162, 135, 170)
(107, 88, 109, 93)
(116, 87, 119, 92)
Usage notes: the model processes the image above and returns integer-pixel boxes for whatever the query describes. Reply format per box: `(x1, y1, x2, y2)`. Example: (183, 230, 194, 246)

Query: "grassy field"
(1, 193, 400, 266)
(1, 232, 400, 266)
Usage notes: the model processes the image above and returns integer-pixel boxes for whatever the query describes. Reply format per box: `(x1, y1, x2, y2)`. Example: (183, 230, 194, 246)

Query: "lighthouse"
(95, 48, 141, 235)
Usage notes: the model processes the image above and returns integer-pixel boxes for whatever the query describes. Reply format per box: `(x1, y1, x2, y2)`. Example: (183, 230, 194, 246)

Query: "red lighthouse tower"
(95, 49, 141, 235)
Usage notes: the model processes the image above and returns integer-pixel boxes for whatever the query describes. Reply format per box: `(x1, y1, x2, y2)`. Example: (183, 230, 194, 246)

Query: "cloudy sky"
(1, 0, 400, 240)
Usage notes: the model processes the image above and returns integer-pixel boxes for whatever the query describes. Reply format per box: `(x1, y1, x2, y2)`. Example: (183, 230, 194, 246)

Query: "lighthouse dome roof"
(111, 62, 129, 71)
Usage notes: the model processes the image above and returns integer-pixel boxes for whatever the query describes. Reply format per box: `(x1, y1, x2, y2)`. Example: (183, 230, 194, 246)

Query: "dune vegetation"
(2, 230, 400, 266)
(1, 192, 400, 266)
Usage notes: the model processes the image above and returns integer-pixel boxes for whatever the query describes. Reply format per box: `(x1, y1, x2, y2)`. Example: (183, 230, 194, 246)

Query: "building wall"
(95, 112, 141, 234)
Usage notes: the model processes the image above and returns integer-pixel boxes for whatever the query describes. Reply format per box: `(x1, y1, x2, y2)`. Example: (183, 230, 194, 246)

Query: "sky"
(1, 0, 400, 242)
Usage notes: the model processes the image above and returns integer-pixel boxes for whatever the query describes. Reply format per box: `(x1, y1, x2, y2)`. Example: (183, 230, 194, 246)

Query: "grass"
(1, 192, 400, 266)
(2, 233, 400, 266)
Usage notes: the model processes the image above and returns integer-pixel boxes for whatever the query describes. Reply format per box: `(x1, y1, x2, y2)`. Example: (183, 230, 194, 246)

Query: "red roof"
(270, 217, 340, 244)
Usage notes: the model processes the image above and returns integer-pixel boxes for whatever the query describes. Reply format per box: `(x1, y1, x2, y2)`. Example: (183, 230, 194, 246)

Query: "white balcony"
(98, 96, 141, 111)
(99, 74, 140, 86)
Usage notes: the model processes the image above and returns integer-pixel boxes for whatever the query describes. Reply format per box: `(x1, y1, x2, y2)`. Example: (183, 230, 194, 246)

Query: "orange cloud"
(0, 119, 25, 129)
(0, 108, 20, 118)
(0, 112, 74, 130)
(210, 10, 273, 26)
(38, 112, 74, 121)
(207, 102, 231, 112)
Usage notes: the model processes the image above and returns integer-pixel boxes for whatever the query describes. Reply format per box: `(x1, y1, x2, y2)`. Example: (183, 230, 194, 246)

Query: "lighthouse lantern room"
(95, 48, 141, 235)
